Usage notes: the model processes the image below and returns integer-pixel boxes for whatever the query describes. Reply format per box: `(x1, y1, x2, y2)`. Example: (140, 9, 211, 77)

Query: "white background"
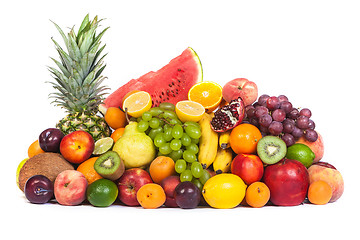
(2, 0, 359, 239)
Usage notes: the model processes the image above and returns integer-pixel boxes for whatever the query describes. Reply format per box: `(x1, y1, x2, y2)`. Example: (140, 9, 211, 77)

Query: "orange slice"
(175, 100, 205, 122)
(188, 81, 223, 112)
(122, 91, 152, 118)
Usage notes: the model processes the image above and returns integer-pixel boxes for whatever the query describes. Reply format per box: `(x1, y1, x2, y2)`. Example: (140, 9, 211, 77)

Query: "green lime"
(286, 143, 315, 168)
(86, 179, 118, 207)
(93, 137, 114, 155)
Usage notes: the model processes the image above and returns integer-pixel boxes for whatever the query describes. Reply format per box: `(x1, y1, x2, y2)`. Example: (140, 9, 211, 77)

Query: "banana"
(219, 131, 231, 149)
(198, 113, 219, 169)
(213, 148, 233, 174)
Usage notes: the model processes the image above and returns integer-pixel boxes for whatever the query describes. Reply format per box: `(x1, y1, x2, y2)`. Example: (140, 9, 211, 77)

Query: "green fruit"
(286, 143, 315, 168)
(113, 122, 156, 168)
(93, 137, 114, 155)
(257, 136, 287, 165)
(94, 151, 125, 180)
(86, 179, 118, 207)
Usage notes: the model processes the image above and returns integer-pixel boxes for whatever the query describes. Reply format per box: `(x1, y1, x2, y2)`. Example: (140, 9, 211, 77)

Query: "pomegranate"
(210, 97, 245, 132)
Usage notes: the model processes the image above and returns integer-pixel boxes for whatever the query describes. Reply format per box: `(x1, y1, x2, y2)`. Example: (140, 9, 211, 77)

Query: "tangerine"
(149, 156, 175, 184)
(76, 157, 103, 185)
(111, 128, 125, 142)
(136, 183, 166, 209)
(104, 107, 126, 130)
(245, 182, 270, 208)
(28, 140, 45, 158)
(308, 180, 332, 205)
(229, 123, 262, 154)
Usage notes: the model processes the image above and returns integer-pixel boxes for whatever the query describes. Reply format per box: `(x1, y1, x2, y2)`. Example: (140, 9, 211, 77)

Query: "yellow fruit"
(122, 91, 152, 118)
(202, 173, 247, 209)
(175, 100, 205, 122)
(16, 158, 28, 190)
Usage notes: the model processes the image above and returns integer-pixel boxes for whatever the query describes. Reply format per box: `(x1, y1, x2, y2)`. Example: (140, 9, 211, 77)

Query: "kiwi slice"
(257, 136, 287, 165)
(94, 151, 125, 180)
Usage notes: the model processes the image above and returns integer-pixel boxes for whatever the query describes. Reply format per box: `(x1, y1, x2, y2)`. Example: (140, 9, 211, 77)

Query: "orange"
(122, 91, 152, 118)
(105, 107, 126, 130)
(229, 123, 262, 154)
(136, 183, 166, 209)
(149, 156, 175, 184)
(28, 140, 45, 158)
(245, 182, 270, 208)
(308, 180, 332, 205)
(175, 100, 205, 122)
(188, 81, 223, 112)
(111, 128, 125, 142)
(76, 157, 103, 185)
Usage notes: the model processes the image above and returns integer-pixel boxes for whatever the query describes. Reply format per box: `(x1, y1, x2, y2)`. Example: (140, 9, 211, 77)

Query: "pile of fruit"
(17, 15, 344, 209)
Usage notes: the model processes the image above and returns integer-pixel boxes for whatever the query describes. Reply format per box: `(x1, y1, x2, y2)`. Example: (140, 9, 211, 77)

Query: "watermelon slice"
(100, 47, 203, 113)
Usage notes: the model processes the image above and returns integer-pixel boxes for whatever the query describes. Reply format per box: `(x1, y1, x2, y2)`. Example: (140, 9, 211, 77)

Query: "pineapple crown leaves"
(47, 14, 110, 114)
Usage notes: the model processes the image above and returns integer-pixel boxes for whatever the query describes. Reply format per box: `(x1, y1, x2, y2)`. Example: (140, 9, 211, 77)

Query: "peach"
(60, 130, 95, 164)
(296, 131, 324, 163)
(54, 170, 88, 206)
(308, 162, 344, 202)
(160, 175, 181, 207)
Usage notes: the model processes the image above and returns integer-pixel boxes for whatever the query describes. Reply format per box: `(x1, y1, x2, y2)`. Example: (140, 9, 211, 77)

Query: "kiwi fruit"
(94, 151, 125, 180)
(18, 152, 74, 192)
(257, 136, 287, 165)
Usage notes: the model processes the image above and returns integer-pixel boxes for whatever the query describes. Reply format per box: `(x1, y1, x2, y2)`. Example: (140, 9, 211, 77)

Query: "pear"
(113, 121, 156, 169)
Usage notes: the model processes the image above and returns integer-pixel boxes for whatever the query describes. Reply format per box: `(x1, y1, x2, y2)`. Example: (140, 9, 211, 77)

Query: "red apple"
(222, 78, 258, 106)
(117, 168, 153, 206)
(231, 154, 264, 185)
(263, 159, 309, 206)
(54, 170, 88, 206)
(60, 130, 95, 164)
(160, 175, 181, 207)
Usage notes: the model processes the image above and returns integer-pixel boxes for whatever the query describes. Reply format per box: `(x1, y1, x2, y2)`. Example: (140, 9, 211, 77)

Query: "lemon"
(16, 158, 28, 190)
(286, 143, 315, 168)
(175, 100, 205, 122)
(93, 137, 114, 155)
(202, 173, 246, 209)
(122, 91, 152, 118)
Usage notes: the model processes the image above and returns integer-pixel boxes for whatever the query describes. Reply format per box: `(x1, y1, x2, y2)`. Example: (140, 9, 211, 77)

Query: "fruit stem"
(124, 108, 131, 123)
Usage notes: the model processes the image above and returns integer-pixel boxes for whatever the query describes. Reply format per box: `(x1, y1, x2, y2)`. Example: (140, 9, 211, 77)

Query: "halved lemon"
(188, 81, 223, 113)
(175, 100, 205, 123)
(122, 91, 152, 118)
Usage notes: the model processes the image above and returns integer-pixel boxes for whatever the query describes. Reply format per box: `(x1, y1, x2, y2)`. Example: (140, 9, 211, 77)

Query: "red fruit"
(160, 175, 181, 207)
(210, 97, 245, 132)
(263, 159, 309, 206)
(117, 168, 153, 206)
(231, 154, 264, 185)
(222, 78, 258, 106)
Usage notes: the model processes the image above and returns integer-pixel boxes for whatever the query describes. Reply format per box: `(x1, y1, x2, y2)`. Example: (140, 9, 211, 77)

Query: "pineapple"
(48, 14, 111, 141)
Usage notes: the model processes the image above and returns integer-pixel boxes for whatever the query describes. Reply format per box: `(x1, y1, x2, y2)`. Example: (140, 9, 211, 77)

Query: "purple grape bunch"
(245, 94, 318, 146)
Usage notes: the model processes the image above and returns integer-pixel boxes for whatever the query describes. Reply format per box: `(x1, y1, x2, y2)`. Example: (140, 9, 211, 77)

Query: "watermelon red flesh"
(102, 47, 203, 110)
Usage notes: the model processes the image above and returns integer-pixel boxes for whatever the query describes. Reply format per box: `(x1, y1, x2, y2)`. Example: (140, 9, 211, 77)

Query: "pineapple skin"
(56, 111, 111, 141)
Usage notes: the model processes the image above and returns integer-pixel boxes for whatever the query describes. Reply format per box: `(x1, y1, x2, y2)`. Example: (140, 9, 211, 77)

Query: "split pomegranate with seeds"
(210, 97, 245, 132)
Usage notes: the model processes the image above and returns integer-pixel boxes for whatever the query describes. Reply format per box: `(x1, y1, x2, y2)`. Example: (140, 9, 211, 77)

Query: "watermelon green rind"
(100, 47, 203, 114)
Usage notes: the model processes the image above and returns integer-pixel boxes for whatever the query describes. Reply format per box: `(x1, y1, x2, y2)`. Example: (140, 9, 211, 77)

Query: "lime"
(202, 173, 246, 209)
(93, 137, 114, 155)
(86, 179, 118, 207)
(286, 143, 315, 168)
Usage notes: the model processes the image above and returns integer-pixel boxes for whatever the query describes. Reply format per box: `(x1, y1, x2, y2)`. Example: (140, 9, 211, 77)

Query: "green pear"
(113, 121, 156, 169)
